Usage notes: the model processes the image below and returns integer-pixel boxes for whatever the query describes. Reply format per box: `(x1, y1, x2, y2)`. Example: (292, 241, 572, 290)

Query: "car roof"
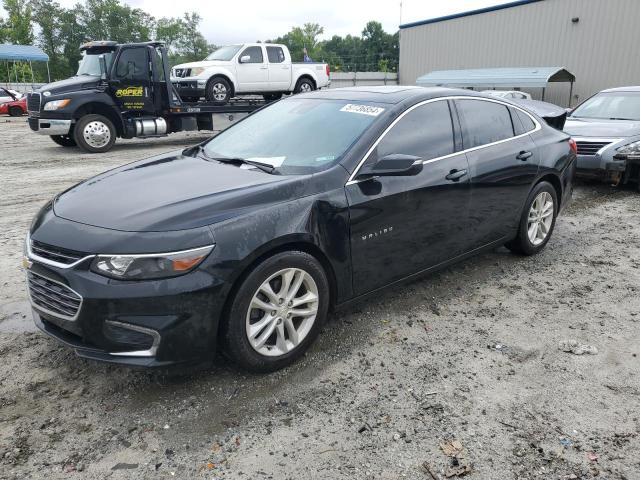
(295, 86, 486, 104)
(601, 86, 640, 93)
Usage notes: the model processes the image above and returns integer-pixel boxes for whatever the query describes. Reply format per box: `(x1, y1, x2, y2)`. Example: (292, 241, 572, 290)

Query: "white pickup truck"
(171, 43, 330, 104)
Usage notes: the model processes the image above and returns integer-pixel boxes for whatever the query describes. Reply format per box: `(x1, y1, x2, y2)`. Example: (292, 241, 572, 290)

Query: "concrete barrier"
(328, 72, 398, 89)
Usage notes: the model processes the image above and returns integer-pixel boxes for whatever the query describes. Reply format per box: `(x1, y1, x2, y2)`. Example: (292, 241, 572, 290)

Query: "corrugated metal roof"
(399, 0, 544, 29)
(0, 44, 49, 62)
(416, 67, 575, 88)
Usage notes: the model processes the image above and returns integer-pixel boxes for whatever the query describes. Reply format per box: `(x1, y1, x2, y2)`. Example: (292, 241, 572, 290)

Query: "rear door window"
(516, 109, 537, 132)
(456, 99, 515, 149)
(266, 46, 285, 63)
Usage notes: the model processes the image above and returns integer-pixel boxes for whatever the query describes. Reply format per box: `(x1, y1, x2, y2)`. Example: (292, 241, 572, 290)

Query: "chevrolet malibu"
(24, 86, 576, 372)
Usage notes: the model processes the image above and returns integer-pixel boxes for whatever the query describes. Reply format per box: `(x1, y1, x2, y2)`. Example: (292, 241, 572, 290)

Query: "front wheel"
(8, 106, 24, 116)
(205, 77, 232, 105)
(73, 114, 116, 153)
(221, 251, 330, 373)
(506, 181, 558, 255)
(50, 135, 77, 147)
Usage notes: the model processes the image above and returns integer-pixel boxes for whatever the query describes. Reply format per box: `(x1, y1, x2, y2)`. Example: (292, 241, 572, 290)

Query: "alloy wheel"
(83, 121, 111, 149)
(212, 82, 227, 101)
(527, 191, 554, 246)
(299, 82, 312, 93)
(246, 268, 319, 357)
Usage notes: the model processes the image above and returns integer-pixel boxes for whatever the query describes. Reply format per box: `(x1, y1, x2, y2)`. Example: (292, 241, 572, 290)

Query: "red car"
(0, 96, 27, 116)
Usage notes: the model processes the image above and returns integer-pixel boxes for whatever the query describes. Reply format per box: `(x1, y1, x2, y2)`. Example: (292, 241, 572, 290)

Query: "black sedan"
(24, 86, 576, 372)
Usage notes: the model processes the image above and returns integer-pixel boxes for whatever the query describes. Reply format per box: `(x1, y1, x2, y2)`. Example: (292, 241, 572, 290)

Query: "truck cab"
(26, 41, 264, 153)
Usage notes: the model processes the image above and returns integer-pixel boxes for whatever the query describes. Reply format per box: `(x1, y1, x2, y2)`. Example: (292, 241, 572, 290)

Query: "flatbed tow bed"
(26, 41, 268, 153)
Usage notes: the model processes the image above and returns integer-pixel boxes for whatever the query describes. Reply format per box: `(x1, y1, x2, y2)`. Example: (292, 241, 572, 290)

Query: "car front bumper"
(28, 116, 72, 135)
(172, 78, 207, 99)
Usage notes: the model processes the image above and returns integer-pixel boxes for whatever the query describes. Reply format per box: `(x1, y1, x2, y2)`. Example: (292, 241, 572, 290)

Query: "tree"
(2, 0, 33, 44)
(269, 22, 324, 62)
(175, 12, 210, 62)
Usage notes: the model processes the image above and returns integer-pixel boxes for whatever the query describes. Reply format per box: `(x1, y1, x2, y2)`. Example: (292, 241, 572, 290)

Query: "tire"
(294, 77, 315, 94)
(205, 76, 232, 105)
(221, 251, 330, 373)
(50, 135, 77, 147)
(73, 114, 116, 153)
(8, 106, 23, 116)
(263, 93, 283, 102)
(506, 181, 558, 255)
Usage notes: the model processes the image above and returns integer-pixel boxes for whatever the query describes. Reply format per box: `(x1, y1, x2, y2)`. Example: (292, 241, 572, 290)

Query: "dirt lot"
(0, 116, 638, 480)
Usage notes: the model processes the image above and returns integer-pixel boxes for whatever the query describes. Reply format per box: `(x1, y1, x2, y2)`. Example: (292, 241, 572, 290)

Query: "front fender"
(200, 67, 238, 92)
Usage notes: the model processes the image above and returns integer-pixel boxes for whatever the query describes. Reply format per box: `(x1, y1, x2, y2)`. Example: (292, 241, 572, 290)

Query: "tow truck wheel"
(8, 106, 24, 116)
(74, 114, 116, 153)
(205, 77, 232, 105)
(50, 135, 77, 147)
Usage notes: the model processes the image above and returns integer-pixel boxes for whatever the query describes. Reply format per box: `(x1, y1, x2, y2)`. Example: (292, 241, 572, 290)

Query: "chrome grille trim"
(571, 137, 623, 156)
(27, 92, 41, 116)
(27, 271, 83, 321)
(106, 321, 160, 357)
(26, 234, 95, 269)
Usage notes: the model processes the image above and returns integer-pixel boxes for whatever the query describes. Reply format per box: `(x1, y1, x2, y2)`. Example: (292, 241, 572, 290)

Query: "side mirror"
(356, 154, 423, 179)
(98, 54, 108, 80)
(239, 55, 251, 64)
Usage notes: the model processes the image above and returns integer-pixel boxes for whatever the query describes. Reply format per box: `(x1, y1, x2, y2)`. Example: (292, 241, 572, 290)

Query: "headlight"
(190, 67, 206, 76)
(616, 140, 640, 156)
(43, 99, 71, 110)
(90, 245, 214, 280)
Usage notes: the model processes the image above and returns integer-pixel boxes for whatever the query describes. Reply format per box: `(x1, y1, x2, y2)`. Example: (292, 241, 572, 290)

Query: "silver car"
(564, 86, 640, 188)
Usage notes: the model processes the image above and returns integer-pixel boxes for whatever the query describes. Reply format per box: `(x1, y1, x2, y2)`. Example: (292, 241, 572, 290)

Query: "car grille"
(27, 92, 41, 116)
(28, 272, 82, 320)
(31, 239, 87, 266)
(173, 68, 191, 78)
(576, 141, 612, 156)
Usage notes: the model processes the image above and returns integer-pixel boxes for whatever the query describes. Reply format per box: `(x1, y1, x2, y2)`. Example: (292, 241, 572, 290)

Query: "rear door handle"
(445, 169, 468, 181)
(517, 151, 533, 161)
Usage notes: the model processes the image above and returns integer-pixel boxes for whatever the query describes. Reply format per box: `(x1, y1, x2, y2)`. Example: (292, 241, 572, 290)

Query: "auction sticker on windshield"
(340, 104, 385, 116)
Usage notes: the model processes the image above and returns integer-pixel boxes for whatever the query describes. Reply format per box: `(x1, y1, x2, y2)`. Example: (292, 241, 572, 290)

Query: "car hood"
(53, 151, 308, 232)
(38, 75, 101, 95)
(173, 60, 231, 70)
(564, 117, 640, 138)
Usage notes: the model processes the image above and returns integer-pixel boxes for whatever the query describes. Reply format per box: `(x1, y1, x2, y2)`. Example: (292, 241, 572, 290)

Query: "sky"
(48, 0, 506, 44)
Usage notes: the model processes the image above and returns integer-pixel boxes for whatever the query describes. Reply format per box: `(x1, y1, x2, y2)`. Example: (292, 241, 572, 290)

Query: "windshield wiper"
(211, 156, 276, 174)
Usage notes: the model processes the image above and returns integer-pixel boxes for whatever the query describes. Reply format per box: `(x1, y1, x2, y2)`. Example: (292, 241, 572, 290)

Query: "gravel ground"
(0, 116, 638, 480)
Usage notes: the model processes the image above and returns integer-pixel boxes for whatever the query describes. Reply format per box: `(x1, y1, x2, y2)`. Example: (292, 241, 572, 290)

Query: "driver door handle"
(445, 169, 468, 181)
(517, 150, 533, 161)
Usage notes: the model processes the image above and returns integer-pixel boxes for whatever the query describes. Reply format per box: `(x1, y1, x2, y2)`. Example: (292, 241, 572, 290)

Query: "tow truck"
(26, 41, 267, 153)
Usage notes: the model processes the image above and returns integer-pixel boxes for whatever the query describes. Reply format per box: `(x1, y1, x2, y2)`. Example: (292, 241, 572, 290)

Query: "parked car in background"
(564, 86, 640, 188)
(0, 95, 27, 116)
(24, 86, 575, 372)
(510, 98, 568, 130)
(171, 43, 330, 104)
(482, 90, 532, 100)
(0, 87, 23, 104)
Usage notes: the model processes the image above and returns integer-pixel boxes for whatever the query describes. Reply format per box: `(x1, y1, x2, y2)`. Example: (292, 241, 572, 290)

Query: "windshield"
(205, 45, 242, 61)
(571, 91, 640, 120)
(77, 52, 114, 76)
(203, 98, 385, 174)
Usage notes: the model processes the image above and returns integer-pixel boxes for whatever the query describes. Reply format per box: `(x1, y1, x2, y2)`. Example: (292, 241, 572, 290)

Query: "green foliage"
(0, 0, 398, 83)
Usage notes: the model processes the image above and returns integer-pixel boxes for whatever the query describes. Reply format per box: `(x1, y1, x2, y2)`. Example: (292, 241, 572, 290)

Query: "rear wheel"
(221, 251, 329, 373)
(506, 181, 558, 255)
(50, 135, 77, 147)
(8, 106, 23, 116)
(294, 77, 315, 94)
(73, 114, 116, 153)
(205, 77, 232, 105)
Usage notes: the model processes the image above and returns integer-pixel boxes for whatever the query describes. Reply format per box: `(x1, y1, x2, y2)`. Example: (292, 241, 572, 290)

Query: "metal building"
(399, 0, 640, 107)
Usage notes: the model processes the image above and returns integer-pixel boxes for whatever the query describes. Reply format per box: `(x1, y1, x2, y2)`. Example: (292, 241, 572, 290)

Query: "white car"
(171, 43, 331, 105)
(0, 87, 23, 104)
(482, 90, 532, 100)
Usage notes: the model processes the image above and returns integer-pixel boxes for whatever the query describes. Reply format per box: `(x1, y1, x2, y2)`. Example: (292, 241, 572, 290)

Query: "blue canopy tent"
(416, 67, 575, 104)
(0, 44, 50, 85)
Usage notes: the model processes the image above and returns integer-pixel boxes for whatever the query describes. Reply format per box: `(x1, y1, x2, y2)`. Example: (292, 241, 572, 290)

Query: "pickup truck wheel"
(73, 114, 116, 153)
(294, 78, 315, 94)
(263, 93, 283, 102)
(206, 77, 232, 105)
(8, 106, 24, 116)
(221, 251, 330, 373)
(50, 135, 77, 147)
